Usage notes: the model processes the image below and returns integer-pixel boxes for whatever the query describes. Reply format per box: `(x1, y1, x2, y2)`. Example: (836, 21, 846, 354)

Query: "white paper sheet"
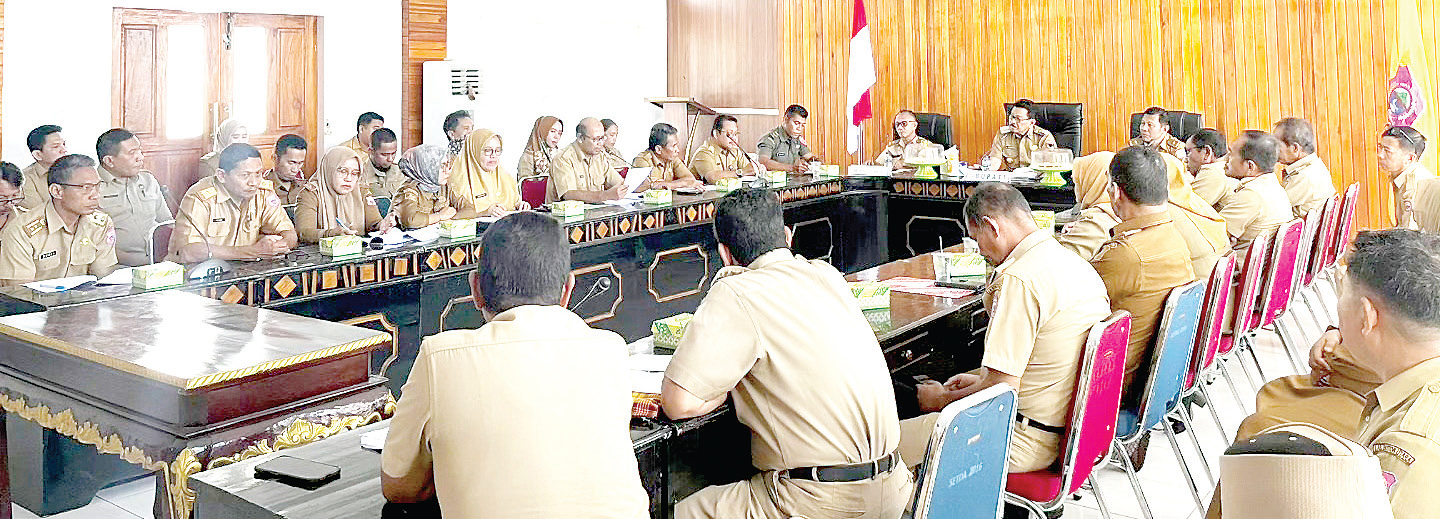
(628, 353, 673, 372)
(23, 275, 97, 293)
(848, 165, 893, 177)
(97, 267, 135, 285)
(360, 428, 388, 451)
(620, 167, 651, 198)
(630, 370, 665, 394)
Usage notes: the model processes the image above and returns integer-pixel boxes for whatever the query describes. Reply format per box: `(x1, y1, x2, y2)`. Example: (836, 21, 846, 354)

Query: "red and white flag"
(847, 0, 876, 155)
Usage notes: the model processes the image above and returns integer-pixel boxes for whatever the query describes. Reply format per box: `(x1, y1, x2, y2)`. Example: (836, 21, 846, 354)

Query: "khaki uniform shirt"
(983, 126, 1057, 171)
(394, 182, 453, 230)
(0, 204, 118, 286)
(166, 176, 294, 262)
(630, 150, 694, 183)
(292, 189, 382, 243)
(1090, 212, 1197, 392)
(874, 136, 935, 166)
(19, 161, 50, 210)
(266, 169, 308, 206)
(983, 229, 1111, 429)
(755, 127, 811, 166)
(1358, 356, 1440, 519)
(666, 249, 901, 471)
(340, 136, 368, 158)
(547, 142, 624, 204)
(689, 141, 752, 182)
(383, 305, 648, 519)
(1218, 174, 1292, 249)
(1281, 153, 1337, 217)
(603, 146, 631, 171)
(1191, 161, 1233, 208)
(1393, 162, 1436, 229)
(362, 159, 406, 201)
(1130, 135, 1187, 162)
(1058, 204, 1121, 261)
(97, 165, 173, 266)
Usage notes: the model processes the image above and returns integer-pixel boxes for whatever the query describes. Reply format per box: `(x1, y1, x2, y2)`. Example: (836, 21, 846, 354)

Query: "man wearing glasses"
(547, 117, 649, 204)
(95, 128, 174, 266)
(981, 98, 1057, 171)
(0, 154, 119, 286)
(1378, 125, 1436, 229)
(167, 143, 297, 263)
(690, 114, 761, 183)
(872, 109, 934, 169)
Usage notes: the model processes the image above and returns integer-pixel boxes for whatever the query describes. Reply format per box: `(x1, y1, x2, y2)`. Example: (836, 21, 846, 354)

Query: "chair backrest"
(914, 112, 954, 149)
(1305, 195, 1340, 285)
(911, 384, 1018, 519)
(1292, 206, 1323, 291)
(1129, 110, 1204, 142)
(1188, 253, 1237, 390)
(1129, 280, 1207, 437)
(1002, 102, 1084, 155)
(520, 176, 548, 209)
(374, 196, 392, 216)
(283, 203, 298, 223)
(1229, 233, 1274, 338)
(1331, 182, 1361, 264)
(1257, 218, 1306, 328)
(1057, 311, 1131, 495)
(147, 219, 175, 264)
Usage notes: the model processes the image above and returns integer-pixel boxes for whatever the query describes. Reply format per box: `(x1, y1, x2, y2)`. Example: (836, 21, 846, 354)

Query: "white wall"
(2, 0, 401, 165)
(443, 0, 666, 172)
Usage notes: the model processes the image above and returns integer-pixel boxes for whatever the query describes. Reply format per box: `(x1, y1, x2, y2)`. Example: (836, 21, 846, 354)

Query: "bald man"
(547, 117, 649, 204)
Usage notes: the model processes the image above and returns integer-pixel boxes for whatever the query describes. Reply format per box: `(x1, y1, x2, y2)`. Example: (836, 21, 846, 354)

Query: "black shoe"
(1002, 503, 1064, 519)
(1170, 417, 1187, 434)
(1126, 431, 1151, 471)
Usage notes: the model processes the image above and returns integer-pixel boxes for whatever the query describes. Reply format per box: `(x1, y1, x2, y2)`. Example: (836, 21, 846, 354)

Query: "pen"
(336, 217, 353, 233)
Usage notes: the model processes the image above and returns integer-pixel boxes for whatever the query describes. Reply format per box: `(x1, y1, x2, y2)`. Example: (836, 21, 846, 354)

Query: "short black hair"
(370, 128, 398, 148)
(1010, 99, 1035, 116)
(476, 212, 570, 312)
(1188, 128, 1227, 158)
(1383, 126, 1427, 158)
(356, 112, 384, 130)
(784, 104, 808, 119)
(601, 118, 618, 131)
(218, 143, 262, 173)
(963, 182, 1032, 227)
(275, 134, 307, 157)
(714, 188, 788, 266)
(1, 162, 22, 189)
(1347, 229, 1440, 331)
(712, 114, 738, 134)
(1236, 130, 1280, 174)
(1142, 106, 1168, 123)
(648, 123, 678, 152)
(1273, 118, 1318, 154)
(443, 110, 472, 136)
(96, 128, 136, 161)
(1110, 146, 1170, 205)
(27, 125, 62, 153)
(48, 154, 96, 186)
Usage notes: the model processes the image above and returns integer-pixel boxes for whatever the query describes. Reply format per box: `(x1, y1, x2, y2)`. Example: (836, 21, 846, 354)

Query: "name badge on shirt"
(38, 251, 57, 260)
(212, 217, 227, 223)
(102, 194, 120, 198)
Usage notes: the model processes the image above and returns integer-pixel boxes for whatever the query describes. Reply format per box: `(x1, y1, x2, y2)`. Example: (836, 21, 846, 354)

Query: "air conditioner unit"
(421, 61, 485, 146)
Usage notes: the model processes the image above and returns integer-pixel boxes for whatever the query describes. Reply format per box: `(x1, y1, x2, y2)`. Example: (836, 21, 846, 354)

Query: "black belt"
(1016, 414, 1066, 435)
(783, 452, 899, 482)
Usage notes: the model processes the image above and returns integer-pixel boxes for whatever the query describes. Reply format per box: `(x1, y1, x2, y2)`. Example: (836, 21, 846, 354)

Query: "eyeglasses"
(481, 147, 503, 157)
(719, 130, 742, 139)
(894, 120, 917, 128)
(335, 167, 361, 180)
(55, 182, 101, 195)
(1008, 115, 1033, 122)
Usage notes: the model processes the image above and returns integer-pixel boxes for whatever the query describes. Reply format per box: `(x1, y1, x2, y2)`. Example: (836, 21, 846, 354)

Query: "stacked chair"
(908, 384, 1018, 519)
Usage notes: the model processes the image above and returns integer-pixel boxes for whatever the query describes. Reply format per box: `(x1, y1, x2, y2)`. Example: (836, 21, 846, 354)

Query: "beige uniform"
(19, 161, 50, 210)
(1392, 162, 1436, 229)
(1357, 356, 1440, 519)
(394, 182, 453, 230)
(874, 136, 934, 167)
(983, 126, 1057, 171)
(755, 127, 812, 166)
(266, 170, 308, 206)
(547, 142, 624, 204)
(1090, 212, 1197, 393)
(340, 136, 368, 158)
(292, 189, 382, 243)
(362, 159, 406, 201)
(1191, 162, 1233, 208)
(1057, 204, 1121, 261)
(1281, 153, 1337, 217)
(631, 150, 695, 183)
(603, 146, 631, 171)
(689, 141, 752, 182)
(1218, 174, 1292, 249)
(0, 203, 119, 286)
(666, 249, 910, 519)
(517, 146, 558, 180)
(166, 176, 294, 262)
(1130, 135, 1187, 162)
(383, 305, 649, 519)
(96, 165, 173, 266)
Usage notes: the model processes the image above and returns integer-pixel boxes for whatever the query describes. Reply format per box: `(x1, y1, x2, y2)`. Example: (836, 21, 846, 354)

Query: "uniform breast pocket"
(206, 218, 233, 239)
(1002, 144, 1019, 159)
(69, 245, 98, 266)
(35, 250, 63, 272)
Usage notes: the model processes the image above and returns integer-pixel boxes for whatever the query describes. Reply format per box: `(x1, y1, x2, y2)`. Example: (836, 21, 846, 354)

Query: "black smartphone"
(934, 279, 984, 291)
(254, 455, 340, 489)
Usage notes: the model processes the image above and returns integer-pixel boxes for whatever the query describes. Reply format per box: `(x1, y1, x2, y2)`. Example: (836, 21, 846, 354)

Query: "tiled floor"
(10, 292, 1333, 518)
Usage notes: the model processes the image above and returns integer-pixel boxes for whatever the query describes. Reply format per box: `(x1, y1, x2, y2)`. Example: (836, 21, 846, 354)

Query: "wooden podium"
(646, 97, 718, 159)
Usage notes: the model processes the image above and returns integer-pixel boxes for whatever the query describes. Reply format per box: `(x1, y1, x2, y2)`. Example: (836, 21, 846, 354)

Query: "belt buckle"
(868, 459, 880, 477)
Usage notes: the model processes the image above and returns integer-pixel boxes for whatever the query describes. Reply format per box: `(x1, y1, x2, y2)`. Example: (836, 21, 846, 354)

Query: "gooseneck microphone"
(568, 276, 613, 311)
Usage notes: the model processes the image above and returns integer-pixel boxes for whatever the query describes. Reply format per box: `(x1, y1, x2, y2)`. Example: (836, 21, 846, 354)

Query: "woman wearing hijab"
(295, 147, 393, 243)
(1161, 154, 1231, 277)
(451, 129, 529, 218)
(199, 119, 250, 177)
(517, 116, 563, 179)
(1057, 151, 1121, 260)
(394, 144, 458, 229)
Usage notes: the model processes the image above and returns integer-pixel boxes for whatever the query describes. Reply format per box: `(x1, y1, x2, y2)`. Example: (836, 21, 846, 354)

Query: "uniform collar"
(771, 127, 799, 143)
(1112, 210, 1173, 235)
(995, 228, 1050, 274)
(210, 176, 241, 206)
(746, 248, 797, 270)
(1371, 355, 1440, 413)
(1394, 162, 1428, 188)
(1235, 174, 1274, 191)
(97, 164, 120, 184)
(566, 141, 603, 165)
(1285, 153, 1320, 178)
(44, 202, 74, 234)
(1200, 161, 1225, 173)
(488, 304, 586, 326)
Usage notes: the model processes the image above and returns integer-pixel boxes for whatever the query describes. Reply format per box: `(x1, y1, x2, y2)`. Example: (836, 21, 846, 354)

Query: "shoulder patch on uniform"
(267, 194, 281, 208)
(89, 212, 110, 225)
(199, 187, 218, 200)
(23, 216, 45, 237)
(1373, 443, 1416, 465)
(259, 179, 275, 191)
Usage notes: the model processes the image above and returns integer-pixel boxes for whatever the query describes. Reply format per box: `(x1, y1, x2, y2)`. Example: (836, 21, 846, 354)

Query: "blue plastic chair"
(1112, 280, 1209, 519)
(374, 196, 393, 216)
(909, 384, 1018, 519)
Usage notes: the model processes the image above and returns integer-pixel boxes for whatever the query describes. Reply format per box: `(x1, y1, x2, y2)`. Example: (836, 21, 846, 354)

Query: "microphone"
(568, 276, 613, 311)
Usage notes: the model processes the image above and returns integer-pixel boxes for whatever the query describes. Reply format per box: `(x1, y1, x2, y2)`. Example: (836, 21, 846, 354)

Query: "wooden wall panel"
(401, 0, 446, 148)
(668, 0, 783, 152)
(768, 0, 1410, 230)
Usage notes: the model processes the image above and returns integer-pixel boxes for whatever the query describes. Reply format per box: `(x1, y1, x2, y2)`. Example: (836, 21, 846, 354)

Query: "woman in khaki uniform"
(1057, 151, 1121, 260)
(394, 144, 457, 230)
(1162, 154, 1231, 277)
(294, 147, 392, 243)
(517, 116, 563, 179)
(449, 129, 528, 218)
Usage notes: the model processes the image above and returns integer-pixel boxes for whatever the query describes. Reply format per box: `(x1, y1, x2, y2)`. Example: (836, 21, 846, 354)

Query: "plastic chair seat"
(1005, 469, 1066, 503)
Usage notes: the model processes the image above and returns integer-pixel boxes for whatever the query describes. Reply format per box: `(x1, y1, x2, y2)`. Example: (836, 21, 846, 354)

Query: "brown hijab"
(317, 146, 367, 232)
(525, 116, 562, 154)
(1071, 151, 1115, 209)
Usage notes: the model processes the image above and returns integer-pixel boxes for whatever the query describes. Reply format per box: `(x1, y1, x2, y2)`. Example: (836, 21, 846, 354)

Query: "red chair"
(1248, 218, 1307, 371)
(1303, 195, 1340, 287)
(1216, 232, 1273, 403)
(147, 220, 175, 264)
(1185, 253, 1238, 432)
(1005, 311, 1131, 518)
(1332, 182, 1361, 266)
(520, 176, 548, 209)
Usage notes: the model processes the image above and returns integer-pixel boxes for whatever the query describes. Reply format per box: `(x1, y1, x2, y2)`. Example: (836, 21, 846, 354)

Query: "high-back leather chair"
(1002, 102, 1084, 155)
(912, 112, 953, 149)
(1129, 110, 1205, 142)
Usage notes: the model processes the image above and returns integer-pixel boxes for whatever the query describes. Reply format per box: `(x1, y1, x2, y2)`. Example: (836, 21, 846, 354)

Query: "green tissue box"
(652, 313, 693, 350)
(133, 261, 185, 290)
(320, 235, 363, 256)
(848, 281, 892, 310)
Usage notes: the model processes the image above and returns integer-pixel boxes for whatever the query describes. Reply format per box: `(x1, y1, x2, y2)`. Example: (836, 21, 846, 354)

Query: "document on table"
(603, 193, 645, 207)
(628, 353, 673, 372)
(97, 267, 135, 285)
(630, 370, 666, 394)
(848, 165, 893, 177)
(619, 167, 651, 198)
(360, 428, 388, 451)
(23, 275, 97, 293)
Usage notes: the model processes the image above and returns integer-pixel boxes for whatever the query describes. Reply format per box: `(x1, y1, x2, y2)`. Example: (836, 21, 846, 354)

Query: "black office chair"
(912, 113, 953, 149)
(1002, 102, 1084, 155)
(1129, 110, 1204, 142)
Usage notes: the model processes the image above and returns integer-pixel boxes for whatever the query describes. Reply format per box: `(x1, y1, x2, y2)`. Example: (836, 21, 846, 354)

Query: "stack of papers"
(629, 352, 673, 394)
(23, 275, 98, 293)
(848, 165, 893, 177)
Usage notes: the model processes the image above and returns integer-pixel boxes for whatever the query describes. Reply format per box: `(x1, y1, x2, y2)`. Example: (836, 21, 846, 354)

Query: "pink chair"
(1005, 311, 1131, 518)
(1216, 232, 1273, 402)
(1332, 182, 1361, 266)
(1185, 253, 1238, 434)
(1303, 195, 1340, 286)
(520, 176, 548, 209)
(1249, 218, 1308, 371)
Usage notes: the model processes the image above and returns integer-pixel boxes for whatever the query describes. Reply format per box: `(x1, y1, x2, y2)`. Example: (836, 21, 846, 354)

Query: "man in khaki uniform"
(874, 110, 934, 169)
(1218, 130, 1292, 250)
(756, 104, 818, 173)
(266, 134, 311, 205)
(341, 112, 384, 158)
(981, 99, 1058, 171)
(383, 213, 648, 518)
(903, 182, 1110, 473)
(363, 128, 405, 200)
(1274, 118, 1337, 217)
(1185, 128, 1234, 208)
(19, 125, 67, 210)
(167, 144, 296, 263)
(1130, 106, 1187, 162)
(690, 114, 760, 183)
(548, 118, 644, 204)
(1379, 126, 1435, 229)
(663, 189, 910, 519)
(632, 123, 702, 190)
(1092, 147, 1197, 393)
(0, 154, 118, 286)
(95, 129, 173, 266)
